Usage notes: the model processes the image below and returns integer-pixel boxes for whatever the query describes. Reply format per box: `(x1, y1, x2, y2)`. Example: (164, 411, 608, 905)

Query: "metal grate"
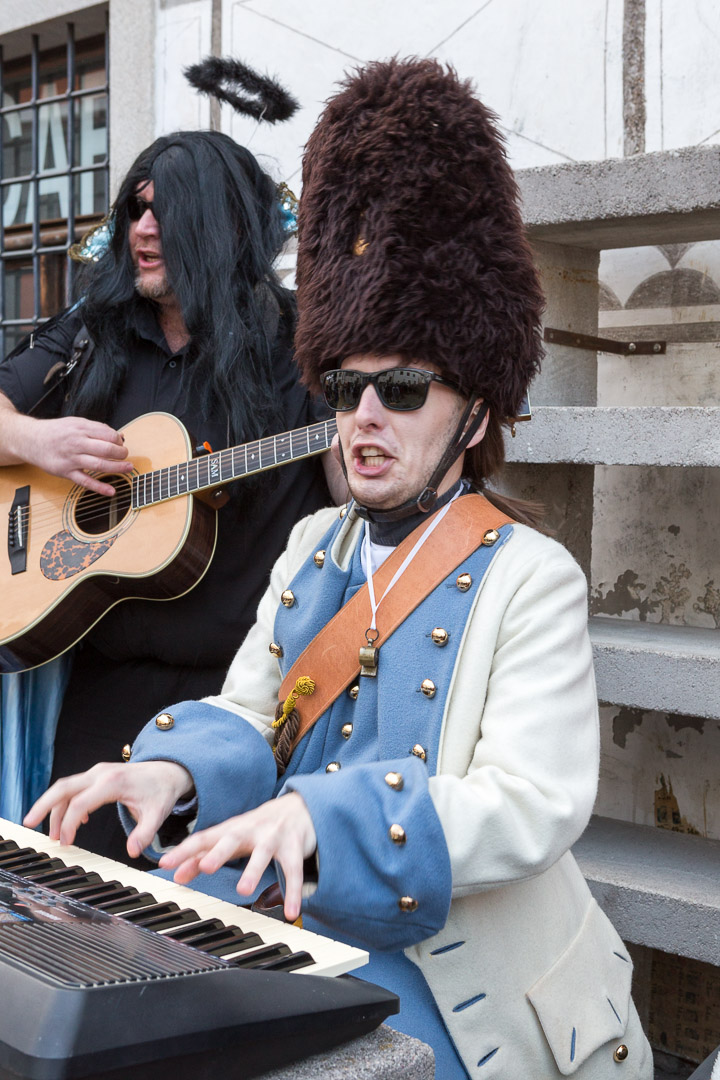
(0, 21, 109, 357)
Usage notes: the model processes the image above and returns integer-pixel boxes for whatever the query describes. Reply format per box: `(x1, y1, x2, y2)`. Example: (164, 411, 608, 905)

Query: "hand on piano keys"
(159, 792, 317, 924)
(0, 816, 366, 977)
(23, 760, 194, 857)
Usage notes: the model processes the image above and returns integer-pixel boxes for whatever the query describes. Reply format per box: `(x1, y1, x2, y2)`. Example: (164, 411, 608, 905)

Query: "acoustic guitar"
(0, 411, 337, 673)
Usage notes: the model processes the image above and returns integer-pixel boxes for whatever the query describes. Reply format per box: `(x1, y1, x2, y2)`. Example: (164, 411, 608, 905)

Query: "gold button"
(313, 549, 326, 568)
(155, 713, 174, 730)
(398, 896, 418, 913)
(431, 627, 449, 647)
(420, 679, 436, 698)
(348, 683, 359, 700)
(121, 744, 132, 762)
(281, 589, 295, 608)
(613, 1045, 629, 1063)
(389, 824, 406, 845)
(326, 761, 341, 773)
(339, 506, 347, 519)
(269, 642, 283, 658)
(411, 744, 427, 761)
(385, 771, 404, 790)
(341, 723, 353, 739)
(481, 528, 500, 546)
(456, 572, 472, 591)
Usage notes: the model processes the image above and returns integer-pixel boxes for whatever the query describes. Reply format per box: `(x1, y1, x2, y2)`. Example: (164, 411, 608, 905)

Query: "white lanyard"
(364, 490, 460, 636)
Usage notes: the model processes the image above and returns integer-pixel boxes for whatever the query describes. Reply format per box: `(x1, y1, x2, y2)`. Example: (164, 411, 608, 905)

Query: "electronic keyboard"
(0, 818, 398, 1080)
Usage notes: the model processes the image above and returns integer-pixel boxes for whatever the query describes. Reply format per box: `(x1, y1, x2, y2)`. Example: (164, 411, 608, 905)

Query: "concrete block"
(505, 406, 720, 467)
(573, 816, 720, 965)
(494, 462, 595, 581)
(533, 241, 599, 407)
(256, 1026, 435, 1080)
(518, 146, 720, 249)
(590, 617, 720, 719)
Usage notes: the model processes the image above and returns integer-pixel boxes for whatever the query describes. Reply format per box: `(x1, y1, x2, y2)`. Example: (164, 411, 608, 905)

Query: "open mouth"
(353, 446, 393, 475)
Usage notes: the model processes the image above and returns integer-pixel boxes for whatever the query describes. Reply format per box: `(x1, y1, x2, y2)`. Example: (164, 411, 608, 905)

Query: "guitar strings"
(6, 420, 337, 535)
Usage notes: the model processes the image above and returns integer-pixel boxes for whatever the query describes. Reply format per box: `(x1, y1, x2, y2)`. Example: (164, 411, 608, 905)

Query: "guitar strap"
(28, 323, 95, 417)
(277, 493, 514, 754)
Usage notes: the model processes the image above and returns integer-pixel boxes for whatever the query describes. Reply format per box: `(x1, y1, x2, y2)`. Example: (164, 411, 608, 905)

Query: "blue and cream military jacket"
(125, 499, 652, 1079)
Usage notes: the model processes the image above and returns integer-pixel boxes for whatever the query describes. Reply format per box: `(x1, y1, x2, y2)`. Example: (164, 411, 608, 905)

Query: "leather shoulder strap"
(278, 493, 514, 752)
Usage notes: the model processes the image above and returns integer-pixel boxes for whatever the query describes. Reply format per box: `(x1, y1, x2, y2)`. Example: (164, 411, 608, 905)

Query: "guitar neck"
(132, 417, 337, 509)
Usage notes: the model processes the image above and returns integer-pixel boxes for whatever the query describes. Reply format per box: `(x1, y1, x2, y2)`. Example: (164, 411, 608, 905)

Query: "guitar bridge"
(7, 485, 29, 575)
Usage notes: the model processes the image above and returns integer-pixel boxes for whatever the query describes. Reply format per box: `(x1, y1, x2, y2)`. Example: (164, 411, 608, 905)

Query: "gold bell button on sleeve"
(348, 683, 359, 700)
(420, 679, 436, 698)
(456, 572, 472, 592)
(389, 824, 406, 845)
(481, 528, 500, 546)
(613, 1045, 629, 1063)
(121, 744, 132, 762)
(398, 896, 418, 913)
(341, 723, 353, 740)
(313, 549, 326, 568)
(430, 627, 449, 647)
(325, 761, 341, 773)
(410, 744, 427, 761)
(269, 642, 283, 658)
(155, 713, 174, 730)
(385, 771, 404, 790)
(280, 590, 295, 608)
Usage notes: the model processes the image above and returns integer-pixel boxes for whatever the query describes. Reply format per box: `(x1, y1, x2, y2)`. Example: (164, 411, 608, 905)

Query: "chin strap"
(348, 398, 489, 523)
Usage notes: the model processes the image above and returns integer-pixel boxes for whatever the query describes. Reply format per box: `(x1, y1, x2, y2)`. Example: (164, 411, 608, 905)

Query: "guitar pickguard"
(40, 530, 116, 581)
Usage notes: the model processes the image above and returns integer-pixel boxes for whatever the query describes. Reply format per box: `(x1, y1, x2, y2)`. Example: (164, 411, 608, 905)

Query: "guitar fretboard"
(132, 418, 336, 509)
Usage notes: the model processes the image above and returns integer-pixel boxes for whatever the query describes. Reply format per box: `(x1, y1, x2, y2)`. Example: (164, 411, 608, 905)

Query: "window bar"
(66, 22, 76, 302)
(31, 33, 40, 334)
(0, 40, 6, 358)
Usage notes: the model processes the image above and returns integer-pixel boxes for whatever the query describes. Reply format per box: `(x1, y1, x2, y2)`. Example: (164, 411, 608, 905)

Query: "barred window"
(0, 24, 109, 356)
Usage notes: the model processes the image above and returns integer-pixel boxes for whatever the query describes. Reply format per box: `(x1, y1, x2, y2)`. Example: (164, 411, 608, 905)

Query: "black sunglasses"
(127, 194, 157, 222)
(322, 367, 461, 412)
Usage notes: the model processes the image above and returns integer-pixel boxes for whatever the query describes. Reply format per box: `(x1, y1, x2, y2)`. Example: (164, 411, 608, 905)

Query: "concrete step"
(517, 145, 720, 249)
(573, 816, 720, 965)
(505, 406, 720, 466)
(589, 617, 720, 720)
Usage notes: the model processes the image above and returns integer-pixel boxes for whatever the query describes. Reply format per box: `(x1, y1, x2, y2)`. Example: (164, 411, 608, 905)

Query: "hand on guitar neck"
(0, 393, 132, 498)
(23, 759, 194, 858)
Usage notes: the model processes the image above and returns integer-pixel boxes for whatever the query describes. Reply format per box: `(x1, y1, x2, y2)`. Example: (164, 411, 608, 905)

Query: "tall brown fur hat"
(295, 57, 544, 419)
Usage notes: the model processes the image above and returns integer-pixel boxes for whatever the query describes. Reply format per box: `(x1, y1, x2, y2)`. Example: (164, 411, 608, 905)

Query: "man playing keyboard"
(27, 59, 652, 1080)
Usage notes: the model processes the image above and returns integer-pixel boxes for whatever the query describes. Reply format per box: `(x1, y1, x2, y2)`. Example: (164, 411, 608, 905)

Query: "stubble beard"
(135, 272, 173, 302)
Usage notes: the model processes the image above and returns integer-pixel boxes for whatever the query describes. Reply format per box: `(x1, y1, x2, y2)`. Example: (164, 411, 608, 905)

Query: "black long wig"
(67, 131, 289, 448)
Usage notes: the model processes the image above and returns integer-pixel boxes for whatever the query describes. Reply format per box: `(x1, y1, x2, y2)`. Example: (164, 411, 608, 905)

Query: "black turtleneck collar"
(354, 479, 469, 546)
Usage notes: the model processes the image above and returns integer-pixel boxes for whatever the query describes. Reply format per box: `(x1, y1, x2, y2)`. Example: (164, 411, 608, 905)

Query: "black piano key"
(252, 951, 316, 973)
(62, 882, 136, 905)
(226, 944, 292, 968)
(165, 918, 226, 942)
(28, 868, 102, 891)
(0, 848, 45, 868)
(17, 857, 65, 879)
(198, 930, 265, 957)
(0, 851, 60, 873)
(0, 839, 20, 853)
(130, 907, 200, 932)
(95, 891, 158, 914)
(119, 901, 180, 925)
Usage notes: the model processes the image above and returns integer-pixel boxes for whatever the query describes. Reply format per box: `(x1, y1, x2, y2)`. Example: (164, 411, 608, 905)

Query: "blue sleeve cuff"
(119, 700, 277, 853)
(281, 756, 451, 951)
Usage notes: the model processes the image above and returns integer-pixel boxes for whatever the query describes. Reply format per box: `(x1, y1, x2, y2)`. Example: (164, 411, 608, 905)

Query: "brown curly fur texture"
(295, 57, 544, 419)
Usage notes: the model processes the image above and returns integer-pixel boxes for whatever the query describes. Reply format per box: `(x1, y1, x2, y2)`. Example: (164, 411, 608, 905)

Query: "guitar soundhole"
(74, 476, 133, 535)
